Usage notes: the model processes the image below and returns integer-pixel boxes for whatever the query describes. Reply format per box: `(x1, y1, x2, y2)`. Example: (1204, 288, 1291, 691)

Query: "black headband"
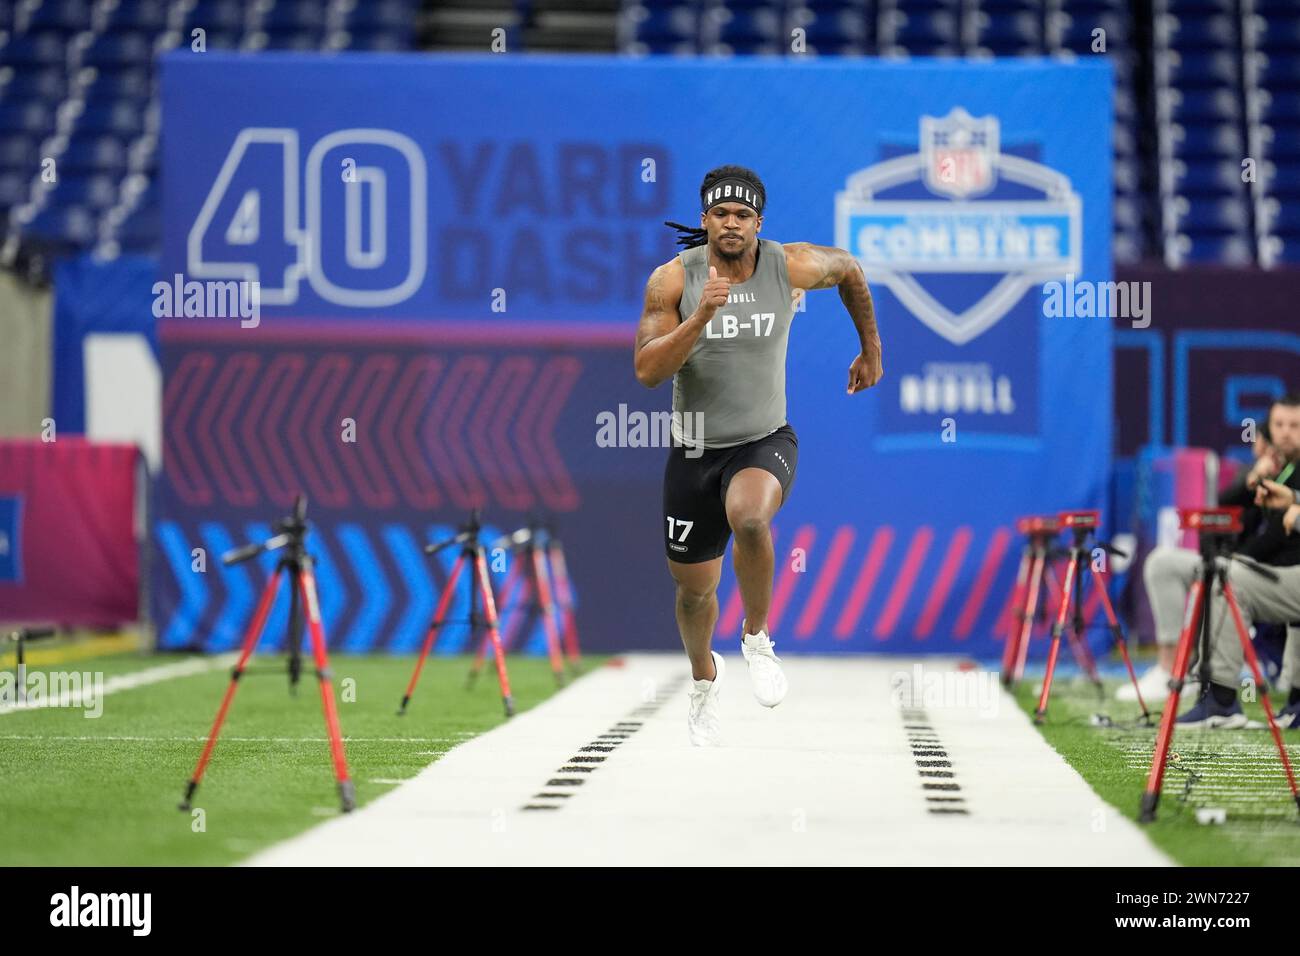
(701, 178, 764, 214)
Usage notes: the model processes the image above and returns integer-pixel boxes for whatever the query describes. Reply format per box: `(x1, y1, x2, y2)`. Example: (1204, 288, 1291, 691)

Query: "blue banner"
(156, 52, 1112, 655)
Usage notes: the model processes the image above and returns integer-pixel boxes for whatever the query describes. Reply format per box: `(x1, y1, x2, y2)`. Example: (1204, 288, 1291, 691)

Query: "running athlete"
(633, 165, 884, 745)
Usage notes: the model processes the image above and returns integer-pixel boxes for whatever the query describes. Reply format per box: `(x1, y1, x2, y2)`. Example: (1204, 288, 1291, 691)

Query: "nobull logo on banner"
(835, 108, 1082, 347)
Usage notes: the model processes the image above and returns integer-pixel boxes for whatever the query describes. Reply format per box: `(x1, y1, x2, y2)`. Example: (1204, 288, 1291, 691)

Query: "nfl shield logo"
(922, 108, 998, 199)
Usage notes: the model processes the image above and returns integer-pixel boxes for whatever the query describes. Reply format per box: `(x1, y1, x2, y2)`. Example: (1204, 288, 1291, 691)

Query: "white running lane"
(246, 654, 1171, 866)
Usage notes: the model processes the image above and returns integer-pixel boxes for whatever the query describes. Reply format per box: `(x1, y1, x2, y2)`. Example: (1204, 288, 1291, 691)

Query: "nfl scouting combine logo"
(835, 108, 1081, 346)
(835, 109, 1083, 438)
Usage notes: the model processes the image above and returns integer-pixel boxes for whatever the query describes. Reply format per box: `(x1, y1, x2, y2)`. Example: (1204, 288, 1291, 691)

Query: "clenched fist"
(847, 347, 884, 394)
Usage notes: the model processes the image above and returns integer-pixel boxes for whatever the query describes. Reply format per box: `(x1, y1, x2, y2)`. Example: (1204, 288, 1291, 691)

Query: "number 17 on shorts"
(666, 516, 694, 555)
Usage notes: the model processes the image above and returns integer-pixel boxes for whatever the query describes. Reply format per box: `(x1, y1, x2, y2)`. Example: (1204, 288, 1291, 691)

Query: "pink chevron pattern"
(711, 523, 1035, 645)
(163, 352, 217, 505)
(954, 526, 1012, 639)
(162, 348, 583, 511)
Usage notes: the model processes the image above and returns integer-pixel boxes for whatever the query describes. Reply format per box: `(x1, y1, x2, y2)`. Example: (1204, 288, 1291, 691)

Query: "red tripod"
(469, 522, 573, 687)
(1001, 516, 1103, 688)
(1140, 507, 1300, 822)
(1001, 516, 1060, 686)
(399, 511, 515, 717)
(179, 495, 355, 814)
(545, 523, 583, 670)
(1034, 510, 1149, 724)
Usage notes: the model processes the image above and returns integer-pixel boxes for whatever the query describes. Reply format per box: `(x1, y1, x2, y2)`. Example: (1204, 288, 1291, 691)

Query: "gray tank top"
(673, 238, 795, 450)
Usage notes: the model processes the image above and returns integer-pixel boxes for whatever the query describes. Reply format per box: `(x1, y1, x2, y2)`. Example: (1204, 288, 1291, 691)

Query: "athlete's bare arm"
(634, 257, 730, 388)
(784, 242, 884, 394)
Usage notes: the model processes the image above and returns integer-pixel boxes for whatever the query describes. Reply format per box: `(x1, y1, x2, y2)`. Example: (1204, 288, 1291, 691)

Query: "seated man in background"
(1252, 482, 1300, 728)
(1131, 394, 1300, 728)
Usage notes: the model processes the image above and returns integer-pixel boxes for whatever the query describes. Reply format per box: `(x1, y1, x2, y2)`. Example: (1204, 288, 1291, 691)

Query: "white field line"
(0, 655, 237, 716)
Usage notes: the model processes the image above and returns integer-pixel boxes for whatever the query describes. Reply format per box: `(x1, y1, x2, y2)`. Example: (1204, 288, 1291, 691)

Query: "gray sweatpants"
(1142, 545, 1300, 690)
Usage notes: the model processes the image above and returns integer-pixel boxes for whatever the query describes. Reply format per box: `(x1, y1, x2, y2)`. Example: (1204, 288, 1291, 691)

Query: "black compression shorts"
(661, 423, 798, 564)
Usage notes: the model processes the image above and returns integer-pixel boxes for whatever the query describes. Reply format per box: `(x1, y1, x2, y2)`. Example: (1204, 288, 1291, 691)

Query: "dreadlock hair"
(664, 165, 767, 249)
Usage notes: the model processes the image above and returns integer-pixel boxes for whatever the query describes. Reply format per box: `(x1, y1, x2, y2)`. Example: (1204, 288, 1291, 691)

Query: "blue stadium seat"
(1174, 233, 1253, 263)
(1163, 14, 1236, 51)
(27, 0, 93, 31)
(263, 2, 329, 31)
(631, 6, 699, 45)
(1058, 0, 1125, 12)
(44, 175, 118, 210)
(800, 0, 871, 12)
(115, 202, 160, 251)
(1113, 122, 1136, 157)
(82, 33, 156, 68)
(980, 0, 1041, 12)
(1114, 228, 1143, 263)
(1260, 202, 1300, 235)
(1170, 120, 1243, 157)
(1114, 157, 1139, 192)
(892, 12, 959, 48)
(59, 135, 129, 174)
(23, 204, 97, 246)
(0, 134, 37, 171)
(894, 0, 960, 11)
(1257, 54, 1300, 91)
(1253, 18, 1300, 53)
(1165, 50, 1237, 88)
(1258, 90, 1300, 125)
(1261, 161, 1300, 199)
(338, 30, 412, 52)
(1165, 0, 1233, 12)
(102, 0, 173, 33)
(1167, 87, 1240, 123)
(346, 0, 417, 30)
(85, 68, 153, 100)
(76, 100, 146, 138)
(796, 10, 870, 45)
(0, 170, 28, 207)
(801, 41, 871, 55)
(707, 7, 783, 47)
(0, 67, 68, 103)
(1059, 14, 1128, 52)
(1114, 196, 1142, 231)
(723, 0, 787, 10)
(976, 12, 1042, 52)
(1169, 159, 1245, 196)
(1172, 196, 1250, 233)
(0, 32, 69, 67)
(1253, 0, 1300, 14)
(260, 30, 327, 51)
(184, 0, 247, 33)
(0, 102, 56, 136)
(1263, 124, 1300, 161)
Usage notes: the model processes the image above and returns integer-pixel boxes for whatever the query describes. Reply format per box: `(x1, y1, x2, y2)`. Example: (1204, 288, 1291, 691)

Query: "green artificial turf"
(0, 650, 590, 866)
(1016, 672, 1300, 866)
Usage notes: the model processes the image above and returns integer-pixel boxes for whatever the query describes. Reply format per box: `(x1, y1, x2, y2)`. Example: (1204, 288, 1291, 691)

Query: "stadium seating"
(1, 0, 1297, 271)
(0, 0, 417, 272)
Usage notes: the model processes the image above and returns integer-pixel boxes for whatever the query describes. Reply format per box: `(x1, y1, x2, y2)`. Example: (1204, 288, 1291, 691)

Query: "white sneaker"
(687, 651, 725, 746)
(741, 629, 788, 707)
(1117, 664, 1198, 703)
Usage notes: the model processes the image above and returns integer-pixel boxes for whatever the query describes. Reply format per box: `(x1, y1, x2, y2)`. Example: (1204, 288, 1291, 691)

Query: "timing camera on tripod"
(179, 494, 355, 815)
(1140, 506, 1300, 822)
